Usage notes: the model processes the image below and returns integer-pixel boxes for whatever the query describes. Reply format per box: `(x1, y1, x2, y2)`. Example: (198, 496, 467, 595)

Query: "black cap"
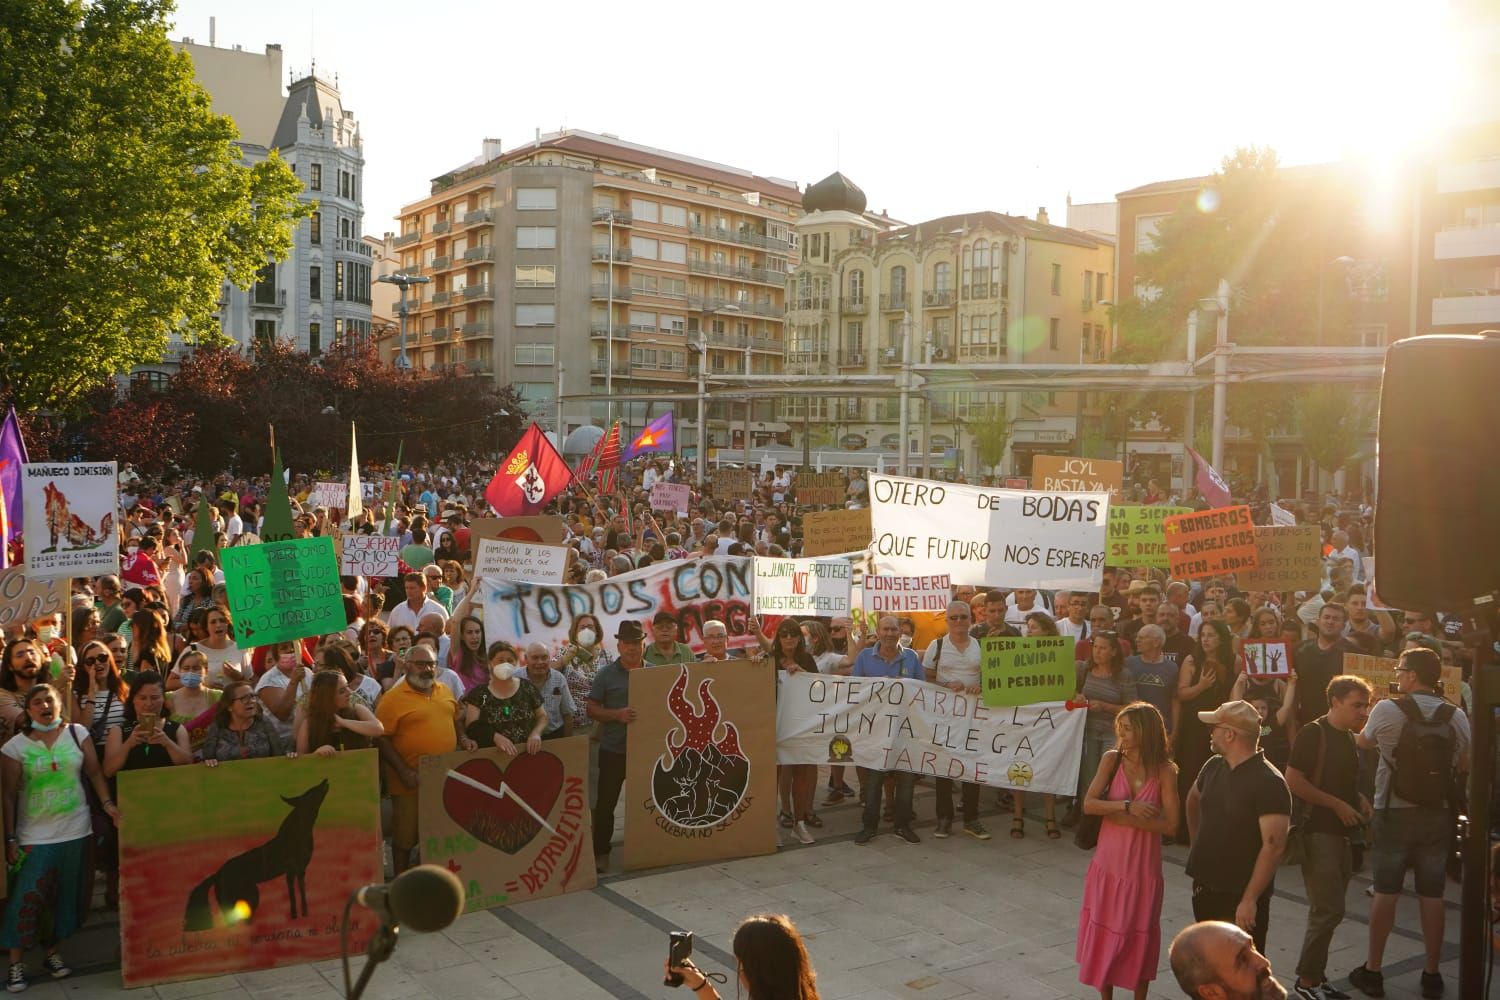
(652, 611, 677, 626)
(616, 621, 645, 642)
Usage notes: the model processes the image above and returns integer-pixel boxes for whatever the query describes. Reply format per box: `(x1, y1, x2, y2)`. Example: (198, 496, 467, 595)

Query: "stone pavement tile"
(403, 961, 520, 999)
(438, 910, 513, 946)
(869, 929, 987, 972)
(799, 927, 904, 972)
(498, 964, 613, 1000)
(8, 983, 67, 1000)
(759, 877, 853, 914)
(458, 934, 562, 976)
(151, 976, 242, 1000)
(387, 933, 474, 974)
(845, 958, 977, 1000)
(802, 903, 915, 943)
(60, 971, 148, 1000)
(232, 967, 325, 992)
(240, 983, 342, 1000)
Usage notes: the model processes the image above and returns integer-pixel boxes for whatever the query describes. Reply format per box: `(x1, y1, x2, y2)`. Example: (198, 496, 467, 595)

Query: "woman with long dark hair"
(173, 569, 216, 635)
(126, 609, 173, 678)
(295, 671, 383, 756)
(68, 609, 99, 662)
(102, 672, 192, 775)
(447, 616, 488, 695)
(315, 641, 381, 708)
(1069, 630, 1134, 824)
(668, 913, 820, 1000)
(1173, 619, 1234, 841)
(768, 620, 819, 845)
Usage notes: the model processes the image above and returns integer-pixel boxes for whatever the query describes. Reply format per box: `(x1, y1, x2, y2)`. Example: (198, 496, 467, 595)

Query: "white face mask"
(492, 663, 516, 682)
(898, 635, 912, 648)
(576, 628, 597, 647)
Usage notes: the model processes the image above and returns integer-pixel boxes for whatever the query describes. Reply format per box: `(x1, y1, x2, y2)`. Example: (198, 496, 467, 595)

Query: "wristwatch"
(1123, 799, 1133, 816)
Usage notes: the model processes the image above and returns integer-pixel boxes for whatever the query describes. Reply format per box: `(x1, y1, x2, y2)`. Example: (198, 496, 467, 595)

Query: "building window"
(961, 246, 973, 297)
(631, 198, 659, 223)
(515, 265, 556, 287)
(310, 212, 321, 245)
(932, 262, 951, 293)
(515, 304, 556, 326)
(848, 269, 865, 303)
(514, 344, 555, 365)
(845, 321, 864, 351)
(1096, 271, 1107, 301)
(254, 319, 276, 344)
(660, 242, 686, 264)
(972, 241, 989, 296)
(1049, 317, 1060, 349)
(309, 163, 321, 191)
(1051, 263, 1061, 295)
(629, 310, 658, 333)
(309, 265, 321, 301)
(309, 322, 321, 356)
(517, 188, 557, 211)
(807, 234, 821, 259)
(991, 242, 1002, 293)
(335, 261, 345, 301)
(661, 204, 687, 227)
(889, 265, 907, 297)
(631, 236, 659, 260)
(516, 226, 556, 249)
(253, 264, 276, 304)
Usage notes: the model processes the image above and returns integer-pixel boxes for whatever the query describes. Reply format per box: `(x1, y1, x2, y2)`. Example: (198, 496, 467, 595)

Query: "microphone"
(355, 865, 465, 933)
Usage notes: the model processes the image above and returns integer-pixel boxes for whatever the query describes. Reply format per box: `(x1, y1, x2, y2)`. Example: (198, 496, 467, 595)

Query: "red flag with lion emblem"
(485, 423, 572, 516)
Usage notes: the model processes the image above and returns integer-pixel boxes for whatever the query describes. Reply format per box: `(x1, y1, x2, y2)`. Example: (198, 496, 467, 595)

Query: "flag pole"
(384, 439, 403, 535)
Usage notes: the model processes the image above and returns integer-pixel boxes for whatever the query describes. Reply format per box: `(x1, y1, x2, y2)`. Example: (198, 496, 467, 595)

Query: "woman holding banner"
(769, 621, 820, 845)
(1068, 631, 1133, 827)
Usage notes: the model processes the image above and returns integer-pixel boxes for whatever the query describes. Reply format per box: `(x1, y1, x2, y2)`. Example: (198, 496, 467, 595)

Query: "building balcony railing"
(591, 360, 609, 374)
(592, 245, 632, 262)
(880, 292, 909, 311)
(923, 289, 955, 308)
(590, 283, 633, 300)
(462, 358, 493, 374)
(251, 289, 287, 309)
(430, 327, 451, 342)
(958, 344, 1006, 359)
(430, 255, 451, 271)
(590, 323, 628, 339)
(463, 245, 493, 262)
(838, 350, 868, 367)
(592, 208, 633, 225)
(462, 208, 493, 227)
(432, 220, 452, 235)
(840, 296, 867, 312)
(878, 345, 902, 365)
(783, 355, 830, 375)
(431, 290, 452, 306)
(460, 322, 492, 336)
(792, 296, 830, 311)
(462, 284, 493, 301)
(399, 263, 422, 275)
(687, 223, 791, 251)
(393, 230, 422, 248)
(687, 260, 787, 286)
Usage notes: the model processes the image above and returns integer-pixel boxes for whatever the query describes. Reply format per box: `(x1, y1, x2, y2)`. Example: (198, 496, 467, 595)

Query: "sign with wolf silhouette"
(623, 661, 777, 870)
(417, 735, 596, 911)
(116, 750, 381, 987)
(21, 462, 118, 579)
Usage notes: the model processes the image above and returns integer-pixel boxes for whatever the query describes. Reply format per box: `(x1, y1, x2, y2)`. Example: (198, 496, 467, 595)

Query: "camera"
(665, 930, 694, 987)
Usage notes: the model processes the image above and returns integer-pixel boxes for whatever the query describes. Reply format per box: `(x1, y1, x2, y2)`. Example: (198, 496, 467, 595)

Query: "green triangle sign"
(261, 431, 296, 543)
(187, 493, 219, 564)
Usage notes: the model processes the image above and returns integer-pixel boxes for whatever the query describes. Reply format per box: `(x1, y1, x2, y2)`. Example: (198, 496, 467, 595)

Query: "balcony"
(251, 289, 287, 309)
(840, 296, 867, 312)
(399, 263, 422, 275)
(590, 283, 633, 301)
(923, 289, 954, 308)
(880, 292, 910, 311)
(746, 302, 785, 319)
(688, 223, 791, 251)
(791, 296, 830, 311)
(592, 245, 632, 262)
(463, 245, 494, 262)
(432, 220, 452, 235)
(878, 345, 902, 365)
(590, 322, 626, 339)
(462, 208, 493, 227)
(686, 260, 786, 286)
(460, 322, 492, 337)
(591, 360, 609, 374)
(837, 350, 868, 367)
(430, 327, 452, 342)
(1432, 289, 1500, 326)
(783, 355, 830, 375)
(430, 255, 451, 271)
(432, 290, 452, 306)
(461, 358, 493, 374)
(462, 284, 493, 301)
(1435, 223, 1500, 260)
(959, 344, 1006, 360)
(393, 230, 422, 248)
(592, 208, 632, 225)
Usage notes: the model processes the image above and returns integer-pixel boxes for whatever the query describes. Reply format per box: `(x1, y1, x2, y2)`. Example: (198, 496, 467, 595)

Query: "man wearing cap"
(587, 621, 646, 870)
(644, 612, 696, 665)
(1185, 700, 1291, 954)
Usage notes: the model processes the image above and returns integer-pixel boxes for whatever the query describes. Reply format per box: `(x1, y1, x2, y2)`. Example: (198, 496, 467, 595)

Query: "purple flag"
(0, 407, 28, 568)
(1186, 446, 1232, 508)
(623, 411, 674, 461)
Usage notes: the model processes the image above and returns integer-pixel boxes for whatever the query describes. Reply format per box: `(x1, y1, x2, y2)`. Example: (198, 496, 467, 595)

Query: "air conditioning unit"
(931, 348, 948, 361)
(884, 348, 898, 361)
(851, 352, 864, 365)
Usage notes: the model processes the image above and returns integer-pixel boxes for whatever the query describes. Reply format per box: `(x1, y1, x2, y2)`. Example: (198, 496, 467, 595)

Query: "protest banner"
(752, 556, 852, 615)
(483, 556, 753, 658)
(0, 567, 65, 629)
(1164, 505, 1259, 579)
(864, 574, 951, 614)
(712, 468, 754, 500)
(418, 737, 596, 910)
(338, 534, 401, 578)
(21, 462, 119, 578)
(867, 473, 1107, 589)
(649, 482, 691, 516)
(801, 508, 871, 557)
(1031, 456, 1123, 496)
(222, 536, 344, 646)
(474, 537, 570, 584)
(1236, 526, 1323, 592)
(307, 482, 345, 511)
(117, 751, 381, 987)
(1106, 505, 1191, 569)
(624, 662, 777, 871)
(1343, 652, 1462, 707)
(776, 672, 1084, 795)
(469, 515, 567, 547)
(980, 636, 1076, 707)
(1242, 640, 1292, 678)
(797, 472, 845, 506)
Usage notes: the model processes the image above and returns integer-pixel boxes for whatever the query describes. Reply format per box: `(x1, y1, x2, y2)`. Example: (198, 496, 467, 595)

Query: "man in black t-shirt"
(1293, 603, 1355, 727)
(1186, 700, 1292, 954)
(1286, 675, 1373, 1000)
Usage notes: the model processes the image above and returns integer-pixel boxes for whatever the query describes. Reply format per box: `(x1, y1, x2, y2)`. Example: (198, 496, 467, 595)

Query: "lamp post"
(689, 334, 707, 484)
(376, 273, 430, 371)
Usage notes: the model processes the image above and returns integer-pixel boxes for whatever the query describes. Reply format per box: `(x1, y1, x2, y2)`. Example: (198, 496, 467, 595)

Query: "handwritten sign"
(797, 472, 845, 507)
(474, 537, 569, 584)
(1242, 640, 1291, 678)
(22, 462, 119, 579)
(222, 536, 344, 645)
(307, 482, 346, 511)
(649, 482, 690, 516)
(1236, 526, 1322, 592)
(0, 568, 66, 629)
(1107, 505, 1192, 568)
(980, 635, 1076, 707)
(801, 508, 872, 557)
(1164, 505, 1259, 579)
(338, 534, 401, 578)
(1344, 652, 1463, 706)
(753, 557, 852, 615)
(864, 574, 952, 614)
(1031, 456, 1123, 496)
(711, 468, 754, 500)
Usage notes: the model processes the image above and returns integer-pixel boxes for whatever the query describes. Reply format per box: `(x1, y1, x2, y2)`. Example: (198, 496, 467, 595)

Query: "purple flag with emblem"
(0, 408, 28, 568)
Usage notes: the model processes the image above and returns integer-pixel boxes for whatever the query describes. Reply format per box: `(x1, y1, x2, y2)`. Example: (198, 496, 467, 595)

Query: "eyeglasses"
(83, 654, 112, 666)
(1395, 665, 1417, 674)
(947, 615, 971, 621)
(407, 659, 437, 667)
(230, 694, 257, 704)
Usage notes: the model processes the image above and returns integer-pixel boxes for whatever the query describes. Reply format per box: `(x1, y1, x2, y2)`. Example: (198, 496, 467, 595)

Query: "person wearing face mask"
(559, 616, 604, 732)
(0, 684, 118, 992)
(200, 681, 288, 765)
(254, 642, 313, 743)
(463, 644, 549, 754)
(165, 648, 220, 752)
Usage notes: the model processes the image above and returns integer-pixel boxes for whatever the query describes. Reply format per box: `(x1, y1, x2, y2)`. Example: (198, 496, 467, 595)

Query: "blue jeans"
(861, 768, 914, 831)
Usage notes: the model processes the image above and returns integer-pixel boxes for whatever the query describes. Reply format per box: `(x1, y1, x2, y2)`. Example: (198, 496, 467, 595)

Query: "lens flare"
(1196, 188, 1221, 214)
(229, 900, 252, 923)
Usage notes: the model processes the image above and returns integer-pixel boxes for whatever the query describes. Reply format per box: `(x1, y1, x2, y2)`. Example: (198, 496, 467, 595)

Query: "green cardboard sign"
(980, 635, 1075, 707)
(1107, 504, 1192, 568)
(222, 536, 343, 646)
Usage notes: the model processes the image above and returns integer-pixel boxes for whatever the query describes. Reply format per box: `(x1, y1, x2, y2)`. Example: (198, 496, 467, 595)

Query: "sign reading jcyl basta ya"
(1031, 456, 1123, 496)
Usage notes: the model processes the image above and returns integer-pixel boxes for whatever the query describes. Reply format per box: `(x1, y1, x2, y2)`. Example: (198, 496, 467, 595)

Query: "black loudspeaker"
(1374, 332, 1500, 610)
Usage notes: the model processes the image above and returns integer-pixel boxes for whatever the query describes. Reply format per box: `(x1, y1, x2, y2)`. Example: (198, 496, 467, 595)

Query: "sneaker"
(933, 818, 952, 839)
(1293, 983, 1327, 1000)
(594, 854, 609, 874)
(963, 821, 992, 841)
(836, 781, 856, 796)
(1348, 964, 1384, 998)
(895, 825, 921, 845)
(40, 956, 67, 981)
(854, 827, 876, 845)
(6, 963, 23, 994)
(794, 821, 815, 845)
(822, 790, 845, 806)
(1419, 971, 1444, 998)
(1320, 983, 1351, 1000)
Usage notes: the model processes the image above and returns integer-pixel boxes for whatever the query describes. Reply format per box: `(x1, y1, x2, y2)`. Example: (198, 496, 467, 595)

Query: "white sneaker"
(794, 821, 815, 845)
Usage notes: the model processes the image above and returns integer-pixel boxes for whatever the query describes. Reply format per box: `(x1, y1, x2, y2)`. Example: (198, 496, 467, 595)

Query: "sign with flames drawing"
(624, 662, 777, 870)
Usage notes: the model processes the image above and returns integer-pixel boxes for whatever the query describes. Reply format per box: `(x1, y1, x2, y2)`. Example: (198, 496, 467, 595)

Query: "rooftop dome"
(802, 172, 867, 215)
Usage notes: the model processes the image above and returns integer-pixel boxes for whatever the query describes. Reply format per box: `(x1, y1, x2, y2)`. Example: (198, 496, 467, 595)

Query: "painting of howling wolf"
(183, 779, 328, 932)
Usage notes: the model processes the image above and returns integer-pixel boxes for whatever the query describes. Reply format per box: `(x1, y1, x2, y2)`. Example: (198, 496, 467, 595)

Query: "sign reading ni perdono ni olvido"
(752, 556, 852, 615)
(221, 536, 345, 646)
(979, 635, 1076, 708)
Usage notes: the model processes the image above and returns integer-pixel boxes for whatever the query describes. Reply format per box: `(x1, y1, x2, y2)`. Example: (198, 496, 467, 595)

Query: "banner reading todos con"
(866, 473, 1108, 589)
(776, 672, 1084, 795)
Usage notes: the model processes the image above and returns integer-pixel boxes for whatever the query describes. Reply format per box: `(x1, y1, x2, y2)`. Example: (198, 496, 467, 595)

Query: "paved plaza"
(52, 779, 1461, 1000)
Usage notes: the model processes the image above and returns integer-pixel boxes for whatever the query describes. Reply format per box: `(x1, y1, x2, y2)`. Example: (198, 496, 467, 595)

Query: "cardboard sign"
(800, 508, 871, 557)
(222, 536, 345, 646)
(1031, 456, 1123, 496)
(1242, 640, 1292, 678)
(1344, 652, 1462, 706)
(307, 482, 346, 511)
(468, 515, 567, 546)
(752, 557, 852, 615)
(864, 574, 952, 614)
(338, 534, 401, 577)
(1364, 557, 1393, 610)
(117, 751, 381, 987)
(797, 472, 845, 506)
(980, 636, 1076, 707)
(624, 662, 778, 871)
(868, 474, 1108, 590)
(1236, 526, 1323, 592)
(711, 468, 754, 500)
(474, 537, 569, 584)
(22, 461, 119, 578)
(1107, 505, 1192, 568)
(1164, 505, 1259, 579)
(418, 737, 596, 911)
(776, 672, 1084, 794)
(0, 567, 66, 629)
(649, 482, 690, 516)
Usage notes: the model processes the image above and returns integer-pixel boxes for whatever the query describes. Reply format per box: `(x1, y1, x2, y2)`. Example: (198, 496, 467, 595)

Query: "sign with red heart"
(441, 755, 563, 855)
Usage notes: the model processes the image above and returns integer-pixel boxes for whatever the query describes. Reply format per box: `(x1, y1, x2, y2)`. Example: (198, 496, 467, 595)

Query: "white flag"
(347, 423, 364, 518)
(1269, 502, 1294, 527)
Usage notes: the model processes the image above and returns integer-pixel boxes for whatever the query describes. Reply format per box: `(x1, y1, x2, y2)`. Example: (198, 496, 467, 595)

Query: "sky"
(168, 0, 1462, 236)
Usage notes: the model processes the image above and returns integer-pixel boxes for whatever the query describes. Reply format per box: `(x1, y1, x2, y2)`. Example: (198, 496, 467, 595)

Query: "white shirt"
(255, 667, 313, 741)
(226, 513, 244, 539)
(922, 633, 982, 688)
(1056, 617, 1089, 642)
(386, 597, 448, 634)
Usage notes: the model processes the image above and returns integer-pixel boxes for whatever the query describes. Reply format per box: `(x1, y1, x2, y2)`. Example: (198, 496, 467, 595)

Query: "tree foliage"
(1297, 385, 1375, 478)
(0, 0, 311, 412)
(965, 404, 1011, 474)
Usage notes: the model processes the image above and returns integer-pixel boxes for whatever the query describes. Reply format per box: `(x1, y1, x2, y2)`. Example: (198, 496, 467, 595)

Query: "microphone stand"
(342, 893, 400, 1000)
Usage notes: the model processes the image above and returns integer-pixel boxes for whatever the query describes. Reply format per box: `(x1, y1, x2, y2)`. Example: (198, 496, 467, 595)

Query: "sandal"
(779, 811, 794, 829)
(1010, 817, 1025, 839)
(1045, 819, 1061, 840)
(803, 813, 823, 828)
(822, 790, 845, 806)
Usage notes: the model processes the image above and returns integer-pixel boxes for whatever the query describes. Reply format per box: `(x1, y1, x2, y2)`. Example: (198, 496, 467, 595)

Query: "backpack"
(1388, 696, 1457, 809)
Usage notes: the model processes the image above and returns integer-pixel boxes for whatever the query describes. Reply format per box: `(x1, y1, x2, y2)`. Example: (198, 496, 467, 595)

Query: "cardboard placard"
(1164, 505, 1259, 579)
(624, 662, 777, 871)
(467, 516, 568, 573)
(117, 751, 381, 987)
(222, 536, 344, 646)
(1242, 640, 1292, 678)
(649, 482, 690, 516)
(0, 567, 66, 629)
(752, 556, 852, 615)
(1003, 477, 1030, 489)
(474, 537, 570, 584)
(1031, 456, 1123, 496)
(1107, 505, 1192, 568)
(22, 461, 119, 579)
(800, 508, 872, 557)
(797, 472, 845, 506)
(1343, 652, 1462, 706)
(418, 737, 596, 911)
(307, 482, 346, 511)
(711, 468, 754, 500)
(980, 635, 1076, 707)
(338, 534, 401, 578)
(864, 574, 952, 614)
(1236, 526, 1323, 592)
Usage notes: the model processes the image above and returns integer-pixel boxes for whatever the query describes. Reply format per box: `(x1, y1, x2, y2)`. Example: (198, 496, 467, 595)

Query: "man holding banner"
(852, 616, 925, 846)
(922, 601, 989, 841)
(586, 621, 646, 871)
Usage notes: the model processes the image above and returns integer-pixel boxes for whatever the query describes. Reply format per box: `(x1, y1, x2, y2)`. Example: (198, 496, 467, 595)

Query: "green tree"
(965, 403, 1010, 475)
(1296, 385, 1375, 491)
(0, 0, 311, 412)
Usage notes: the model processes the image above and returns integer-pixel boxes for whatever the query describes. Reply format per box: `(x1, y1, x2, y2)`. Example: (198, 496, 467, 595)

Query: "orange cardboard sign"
(1164, 505, 1259, 579)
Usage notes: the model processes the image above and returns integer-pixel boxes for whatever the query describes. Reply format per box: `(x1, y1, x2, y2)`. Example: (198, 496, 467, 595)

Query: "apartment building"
(389, 131, 800, 442)
(786, 173, 1114, 474)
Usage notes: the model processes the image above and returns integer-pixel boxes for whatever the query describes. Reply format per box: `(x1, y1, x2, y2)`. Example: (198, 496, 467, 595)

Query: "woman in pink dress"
(1076, 701, 1180, 1000)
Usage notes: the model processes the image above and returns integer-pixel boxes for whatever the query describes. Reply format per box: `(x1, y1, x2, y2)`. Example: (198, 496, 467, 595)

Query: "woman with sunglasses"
(768, 619, 820, 844)
(70, 642, 128, 754)
(199, 681, 289, 765)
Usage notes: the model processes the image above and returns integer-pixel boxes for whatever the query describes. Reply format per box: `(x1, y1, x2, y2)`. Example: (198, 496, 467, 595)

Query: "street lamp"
(376, 273, 431, 371)
(688, 335, 707, 483)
